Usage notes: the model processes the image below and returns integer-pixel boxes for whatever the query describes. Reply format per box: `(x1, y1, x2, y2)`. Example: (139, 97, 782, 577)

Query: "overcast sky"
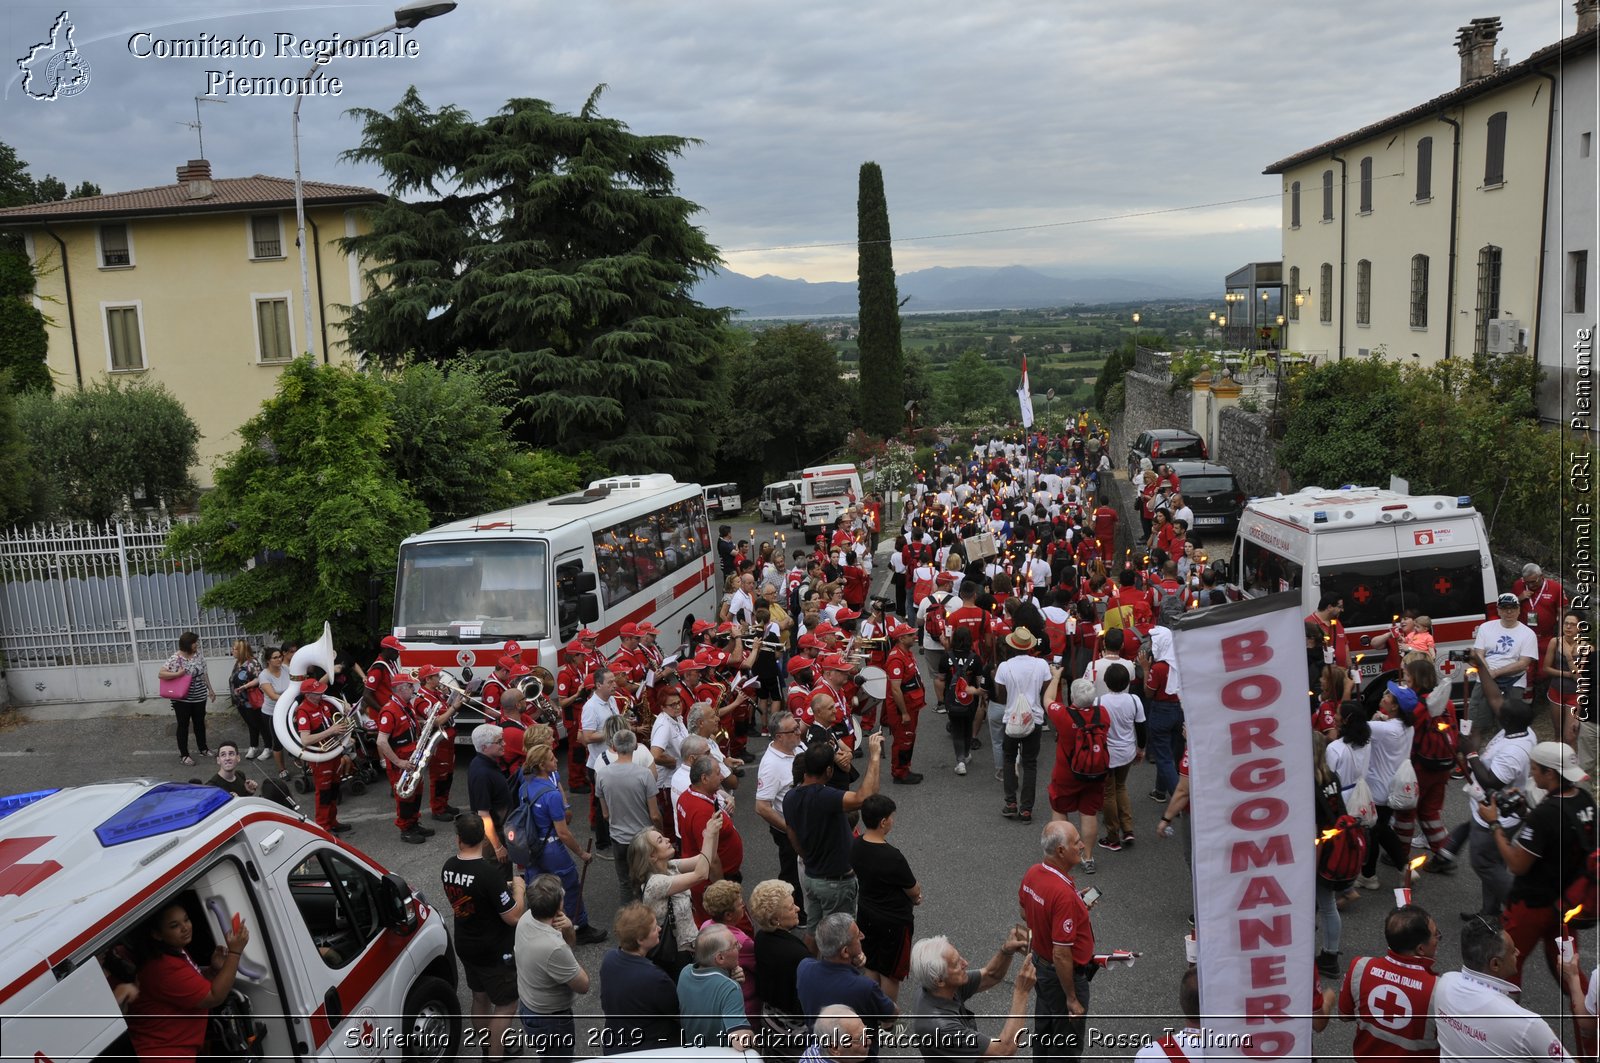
(0, 0, 1576, 290)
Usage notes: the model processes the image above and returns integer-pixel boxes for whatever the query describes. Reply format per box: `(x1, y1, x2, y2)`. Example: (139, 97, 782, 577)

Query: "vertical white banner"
(1017, 354, 1035, 428)
(1172, 594, 1315, 1060)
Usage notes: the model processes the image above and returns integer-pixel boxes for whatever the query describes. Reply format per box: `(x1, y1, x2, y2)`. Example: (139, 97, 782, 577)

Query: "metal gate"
(0, 520, 269, 705)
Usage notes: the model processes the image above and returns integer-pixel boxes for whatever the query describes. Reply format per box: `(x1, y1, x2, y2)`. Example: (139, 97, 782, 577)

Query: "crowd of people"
(127, 418, 1599, 1062)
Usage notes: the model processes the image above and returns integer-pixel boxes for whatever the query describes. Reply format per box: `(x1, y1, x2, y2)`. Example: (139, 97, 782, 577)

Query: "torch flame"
(1408, 855, 1428, 872)
(1566, 904, 1586, 925)
(1317, 828, 1342, 845)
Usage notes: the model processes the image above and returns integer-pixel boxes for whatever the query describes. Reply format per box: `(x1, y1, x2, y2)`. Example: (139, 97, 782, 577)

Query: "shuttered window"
(1484, 112, 1507, 185)
(1416, 137, 1433, 200)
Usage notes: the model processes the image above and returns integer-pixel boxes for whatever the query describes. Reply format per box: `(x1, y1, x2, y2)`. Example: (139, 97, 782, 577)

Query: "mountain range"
(694, 264, 1211, 317)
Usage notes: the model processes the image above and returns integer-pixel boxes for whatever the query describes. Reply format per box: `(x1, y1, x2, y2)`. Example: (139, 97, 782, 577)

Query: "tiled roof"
(0, 174, 385, 225)
(1264, 26, 1599, 175)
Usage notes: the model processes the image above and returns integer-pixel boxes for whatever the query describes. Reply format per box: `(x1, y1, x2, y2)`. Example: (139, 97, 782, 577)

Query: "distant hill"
(695, 264, 1209, 317)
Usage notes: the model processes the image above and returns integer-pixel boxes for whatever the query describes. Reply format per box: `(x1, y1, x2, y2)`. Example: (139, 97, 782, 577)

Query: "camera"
(868, 596, 892, 613)
(1494, 787, 1529, 820)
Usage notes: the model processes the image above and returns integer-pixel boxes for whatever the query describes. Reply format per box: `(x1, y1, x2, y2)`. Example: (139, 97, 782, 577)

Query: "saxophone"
(396, 701, 446, 799)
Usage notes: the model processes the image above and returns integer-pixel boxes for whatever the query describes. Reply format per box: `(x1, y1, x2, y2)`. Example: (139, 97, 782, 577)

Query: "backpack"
(1412, 706, 1460, 771)
(922, 591, 953, 644)
(1388, 758, 1419, 811)
(1345, 746, 1378, 828)
(1156, 583, 1188, 628)
(504, 778, 557, 868)
(1067, 705, 1111, 781)
(911, 566, 936, 608)
(1004, 691, 1038, 738)
(945, 654, 979, 713)
(1316, 813, 1368, 890)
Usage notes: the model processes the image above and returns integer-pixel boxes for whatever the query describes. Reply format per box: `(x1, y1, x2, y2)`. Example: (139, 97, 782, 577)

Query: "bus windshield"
(395, 539, 549, 640)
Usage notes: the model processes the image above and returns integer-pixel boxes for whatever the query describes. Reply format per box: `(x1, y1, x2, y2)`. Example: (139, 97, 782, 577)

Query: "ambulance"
(0, 781, 459, 1062)
(1223, 485, 1498, 688)
(796, 463, 863, 542)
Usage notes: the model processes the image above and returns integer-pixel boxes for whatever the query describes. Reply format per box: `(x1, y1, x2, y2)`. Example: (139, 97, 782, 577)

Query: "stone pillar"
(1206, 374, 1243, 459)
(1189, 370, 1212, 447)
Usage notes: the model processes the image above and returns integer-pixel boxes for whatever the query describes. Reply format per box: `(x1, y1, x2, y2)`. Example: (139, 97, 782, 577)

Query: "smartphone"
(230, 912, 243, 935)
(1080, 886, 1102, 906)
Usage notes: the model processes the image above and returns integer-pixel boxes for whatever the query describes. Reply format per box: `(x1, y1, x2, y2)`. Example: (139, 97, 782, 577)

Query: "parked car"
(702, 482, 743, 517)
(1127, 428, 1207, 480)
(1165, 459, 1246, 535)
(758, 479, 801, 523)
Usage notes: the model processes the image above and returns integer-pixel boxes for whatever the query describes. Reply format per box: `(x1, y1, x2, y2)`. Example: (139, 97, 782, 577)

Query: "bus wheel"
(401, 974, 460, 1062)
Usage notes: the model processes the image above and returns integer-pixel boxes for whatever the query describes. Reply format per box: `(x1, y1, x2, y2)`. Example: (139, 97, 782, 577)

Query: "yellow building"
(0, 159, 384, 483)
(1265, 16, 1593, 370)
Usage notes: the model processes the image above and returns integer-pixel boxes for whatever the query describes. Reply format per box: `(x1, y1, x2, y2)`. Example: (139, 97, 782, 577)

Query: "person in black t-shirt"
(851, 795, 921, 1006)
(784, 735, 883, 940)
(468, 725, 516, 864)
(1487, 740, 1597, 998)
(442, 813, 525, 1061)
(598, 903, 680, 1053)
(206, 742, 258, 797)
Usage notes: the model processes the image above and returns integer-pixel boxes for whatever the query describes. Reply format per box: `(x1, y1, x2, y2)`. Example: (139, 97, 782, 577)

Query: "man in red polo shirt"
(1336, 904, 1441, 1060)
(676, 752, 744, 924)
(362, 634, 405, 721)
(1512, 563, 1567, 695)
(944, 583, 990, 665)
(1091, 498, 1118, 564)
(1018, 820, 1094, 1062)
(376, 673, 432, 844)
(786, 656, 815, 721)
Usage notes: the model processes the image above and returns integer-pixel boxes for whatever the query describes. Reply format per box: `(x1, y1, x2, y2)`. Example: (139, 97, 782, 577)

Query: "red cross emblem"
(1365, 983, 1414, 1028)
(0, 836, 63, 896)
(1434, 577, 1453, 596)
(1351, 585, 1372, 604)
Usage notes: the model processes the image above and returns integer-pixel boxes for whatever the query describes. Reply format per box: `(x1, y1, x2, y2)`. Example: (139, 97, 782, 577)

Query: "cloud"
(0, 0, 1572, 289)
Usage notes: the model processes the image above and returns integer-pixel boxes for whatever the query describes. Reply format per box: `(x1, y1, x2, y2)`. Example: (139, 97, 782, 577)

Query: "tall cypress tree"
(857, 162, 903, 438)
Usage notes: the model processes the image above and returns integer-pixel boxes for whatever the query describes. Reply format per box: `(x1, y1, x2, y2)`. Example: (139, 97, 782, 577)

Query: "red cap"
(936, 572, 958, 585)
(562, 640, 585, 656)
(817, 653, 851, 672)
(835, 607, 861, 622)
(814, 622, 841, 638)
(577, 628, 599, 641)
(301, 679, 328, 696)
(508, 662, 532, 678)
(888, 620, 917, 639)
(714, 621, 737, 635)
(413, 664, 443, 680)
(619, 622, 639, 638)
(636, 622, 659, 635)
(698, 648, 729, 669)
(797, 632, 822, 650)
(787, 656, 814, 677)
(691, 619, 715, 635)
(380, 634, 404, 651)
(502, 640, 522, 657)
(497, 654, 521, 672)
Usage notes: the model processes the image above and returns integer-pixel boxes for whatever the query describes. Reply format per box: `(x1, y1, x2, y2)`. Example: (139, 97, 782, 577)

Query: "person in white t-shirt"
(1082, 628, 1134, 699)
(992, 630, 1052, 822)
(1467, 593, 1539, 739)
(1431, 917, 1573, 1062)
(754, 710, 807, 924)
(1095, 663, 1146, 853)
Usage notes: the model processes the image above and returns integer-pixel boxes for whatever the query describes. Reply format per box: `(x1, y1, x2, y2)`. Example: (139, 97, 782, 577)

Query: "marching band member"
(884, 619, 927, 785)
(610, 623, 649, 687)
(414, 664, 463, 822)
(786, 656, 816, 724)
(362, 634, 405, 722)
(811, 653, 854, 731)
(555, 641, 592, 793)
(376, 673, 432, 844)
(576, 627, 606, 676)
(293, 679, 352, 834)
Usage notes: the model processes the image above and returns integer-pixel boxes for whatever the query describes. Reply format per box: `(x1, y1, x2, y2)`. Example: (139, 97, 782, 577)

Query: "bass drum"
(857, 666, 889, 702)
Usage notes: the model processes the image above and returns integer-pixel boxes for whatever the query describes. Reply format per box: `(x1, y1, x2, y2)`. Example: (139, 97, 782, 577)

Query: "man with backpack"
(1046, 676, 1108, 873)
(919, 574, 958, 709)
(1094, 663, 1146, 855)
(1486, 742, 1596, 999)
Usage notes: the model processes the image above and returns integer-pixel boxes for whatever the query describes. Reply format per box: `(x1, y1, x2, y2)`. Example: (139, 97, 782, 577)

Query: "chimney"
(1456, 17, 1502, 84)
(175, 158, 213, 200)
(1580, 0, 1599, 34)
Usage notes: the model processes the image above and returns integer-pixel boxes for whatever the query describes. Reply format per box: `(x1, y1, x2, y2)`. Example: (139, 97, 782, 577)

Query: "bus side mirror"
(573, 571, 597, 593)
(578, 593, 600, 624)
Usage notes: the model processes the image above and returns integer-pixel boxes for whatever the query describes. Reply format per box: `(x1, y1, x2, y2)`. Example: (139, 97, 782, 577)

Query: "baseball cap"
(636, 622, 659, 635)
(797, 632, 822, 650)
(1384, 681, 1419, 714)
(577, 628, 599, 640)
(562, 640, 585, 656)
(380, 634, 404, 651)
(301, 679, 328, 696)
(817, 652, 851, 672)
(677, 657, 705, 672)
(619, 622, 639, 638)
(413, 664, 442, 680)
(1531, 741, 1588, 784)
(787, 656, 815, 677)
(497, 654, 521, 671)
(1496, 593, 1520, 608)
(936, 572, 958, 585)
(888, 619, 917, 639)
(813, 622, 841, 639)
(691, 619, 715, 635)
(835, 607, 861, 622)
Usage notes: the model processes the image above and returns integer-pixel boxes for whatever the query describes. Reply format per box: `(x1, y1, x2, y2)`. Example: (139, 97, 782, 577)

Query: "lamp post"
(1259, 290, 1270, 353)
(1131, 311, 1141, 359)
(293, 0, 457, 361)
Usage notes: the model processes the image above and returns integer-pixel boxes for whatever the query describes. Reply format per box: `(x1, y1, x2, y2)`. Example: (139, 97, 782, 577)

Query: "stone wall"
(1215, 406, 1289, 498)
(1117, 369, 1195, 466)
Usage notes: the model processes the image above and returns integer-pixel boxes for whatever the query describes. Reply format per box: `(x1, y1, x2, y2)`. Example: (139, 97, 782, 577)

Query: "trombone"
(434, 670, 505, 721)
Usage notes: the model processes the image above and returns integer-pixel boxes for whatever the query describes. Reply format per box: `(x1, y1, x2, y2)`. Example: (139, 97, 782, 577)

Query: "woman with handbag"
(227, 640, 267, 758)
(627, 823, 714, 979)
(158, 632, 215, 765)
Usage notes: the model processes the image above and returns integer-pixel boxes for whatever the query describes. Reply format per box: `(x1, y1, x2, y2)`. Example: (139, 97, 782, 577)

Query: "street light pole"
(293, 0, 456, 361)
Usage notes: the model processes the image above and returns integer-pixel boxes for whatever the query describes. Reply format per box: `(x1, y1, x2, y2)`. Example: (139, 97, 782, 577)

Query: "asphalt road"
(2, 509, 1590, 1059)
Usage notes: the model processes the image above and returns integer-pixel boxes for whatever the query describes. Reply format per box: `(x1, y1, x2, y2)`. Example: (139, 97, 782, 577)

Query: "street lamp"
(1258, 290, 1270, 353)
(292, 0, 457, 361)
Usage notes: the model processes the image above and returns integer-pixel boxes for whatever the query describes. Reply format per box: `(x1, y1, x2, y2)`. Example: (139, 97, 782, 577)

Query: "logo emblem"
(17, 12, 91, 101)
(456, 649, 475, 670)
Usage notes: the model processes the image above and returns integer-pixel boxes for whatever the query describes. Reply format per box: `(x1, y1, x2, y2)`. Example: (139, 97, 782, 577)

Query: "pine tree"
(339, 87, 726, 477)
(856, 162, 903, 438)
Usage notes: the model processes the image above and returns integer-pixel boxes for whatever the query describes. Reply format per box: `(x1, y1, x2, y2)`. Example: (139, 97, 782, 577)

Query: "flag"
(1016, 354, 1034, 428)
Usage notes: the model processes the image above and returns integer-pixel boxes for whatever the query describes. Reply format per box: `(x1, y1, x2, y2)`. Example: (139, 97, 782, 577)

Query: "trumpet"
(736, 633, 786, 653)
(396, 701, 447, 799)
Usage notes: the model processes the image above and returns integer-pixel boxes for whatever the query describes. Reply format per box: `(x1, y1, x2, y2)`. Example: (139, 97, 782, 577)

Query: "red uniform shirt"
(416, 686, 456, 736)
(946, 605, 988, 658)
(1307, 612, 1351, 668)
(556, 666, 583, 704)
(885, 646, 925, 711)
(1513, 576, 1568, 648)
(364, 657, 399, 712)
(294, 698, 335, 739)
(840, 566, 870, 608)
(127, 950, 212, 1061)
(830, 529, 854, 551)
(610, 646, 649, 685)
(377, 697, 420, 755)
(479, 676, 509, 716)
(1019, 861, 1094, 967)
(676, 788, 743, 877)
(1337, 950, 1439, 1060)
(1092, 505, 1118, 543)
(786, 682, 813, 720)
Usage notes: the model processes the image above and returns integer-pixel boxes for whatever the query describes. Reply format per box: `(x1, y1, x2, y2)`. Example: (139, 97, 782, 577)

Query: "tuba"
(273, 622, 360, 764)
(396, 697, 446, 799)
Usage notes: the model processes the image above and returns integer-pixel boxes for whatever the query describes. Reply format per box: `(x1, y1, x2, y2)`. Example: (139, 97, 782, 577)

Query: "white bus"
(390, 475, 716, 722)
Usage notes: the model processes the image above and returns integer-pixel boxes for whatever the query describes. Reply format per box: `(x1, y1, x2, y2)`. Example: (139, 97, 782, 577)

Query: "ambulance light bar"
(95, 783, 232, 847)
(0, 788, 60, 820)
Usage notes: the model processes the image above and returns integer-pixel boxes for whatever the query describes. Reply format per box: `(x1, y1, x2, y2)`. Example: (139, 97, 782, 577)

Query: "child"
(943, 628, 984, 775)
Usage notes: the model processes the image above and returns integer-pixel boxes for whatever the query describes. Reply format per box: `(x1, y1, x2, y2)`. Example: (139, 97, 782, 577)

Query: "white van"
(758, 479, 801, 524)
(1224, 486, 1497, 687)
(0, 782, 458, 1062)
(702, 482, 743, 518)
(796, 463, 863, 540)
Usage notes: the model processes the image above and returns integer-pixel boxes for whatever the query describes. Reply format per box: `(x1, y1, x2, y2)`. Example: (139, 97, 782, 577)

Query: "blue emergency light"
(1457, 495, 1472, 508)
(0, 788, 60, 821)
(95, 783, 232, 847)
(1313, 511, 1328, 524)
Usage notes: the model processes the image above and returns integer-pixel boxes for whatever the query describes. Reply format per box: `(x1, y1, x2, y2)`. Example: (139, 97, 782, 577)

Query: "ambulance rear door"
(1311, 524, 1403, 683)
(11, 959, 128, 1063)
